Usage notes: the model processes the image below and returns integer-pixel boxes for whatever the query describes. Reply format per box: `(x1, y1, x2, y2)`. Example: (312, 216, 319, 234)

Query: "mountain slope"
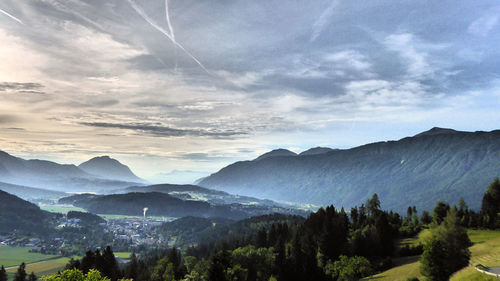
(79, 156, 144, 182)
(0, 182, 67, 200)
(199, 128, 500, 212)
(0, 190, 52, 234)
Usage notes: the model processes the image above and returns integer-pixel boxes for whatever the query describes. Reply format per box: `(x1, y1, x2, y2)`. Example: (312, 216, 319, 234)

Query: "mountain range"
(199, 128, 500, 212)
(0, 152, 145, 193)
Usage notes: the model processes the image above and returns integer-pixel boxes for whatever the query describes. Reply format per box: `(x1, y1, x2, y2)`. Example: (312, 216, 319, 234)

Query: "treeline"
(121, 194, 407, 281)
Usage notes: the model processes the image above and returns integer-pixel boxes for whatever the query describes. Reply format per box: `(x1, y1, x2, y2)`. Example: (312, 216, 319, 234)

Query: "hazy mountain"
(254, 149, 297, 161)
(0, 150, 144, 192)
(0, 181, 67, 200)
(79, 156, 145, 183)
(0, 190, 53, 234)
(200, 128, 500, 212)
(299, 147, 334, 156)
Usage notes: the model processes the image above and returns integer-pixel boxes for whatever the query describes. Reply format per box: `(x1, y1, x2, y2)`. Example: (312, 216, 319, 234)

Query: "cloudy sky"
(0, 0, 499, 183)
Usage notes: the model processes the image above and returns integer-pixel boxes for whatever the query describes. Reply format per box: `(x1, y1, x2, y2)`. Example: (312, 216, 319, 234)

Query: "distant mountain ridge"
(79, 156, 144, 183)
(200, 128, 500, 212)
(0, 151, 145, 192)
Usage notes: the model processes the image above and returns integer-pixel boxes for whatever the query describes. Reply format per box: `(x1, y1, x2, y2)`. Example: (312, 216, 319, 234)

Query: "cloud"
(468, 13, 499, 37)
(0, 82, 43, 91)
(80, 122, 247, 138)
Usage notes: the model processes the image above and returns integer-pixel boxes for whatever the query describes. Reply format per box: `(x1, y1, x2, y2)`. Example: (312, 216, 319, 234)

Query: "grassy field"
(0, 246, 58, 268)
(6, 257, 73, 277)
(363, 229, 500, 281)
(114, 252, 131, 259)
(39, 204, 87, 214)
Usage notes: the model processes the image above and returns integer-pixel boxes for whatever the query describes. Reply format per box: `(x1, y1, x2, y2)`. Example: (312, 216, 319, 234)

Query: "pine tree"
(0, 265, 7, 281)
(14, 262, 27, 281)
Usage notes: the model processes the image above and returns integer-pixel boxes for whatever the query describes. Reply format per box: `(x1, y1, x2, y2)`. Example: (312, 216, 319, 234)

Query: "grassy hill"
(363, 229, 500, 281)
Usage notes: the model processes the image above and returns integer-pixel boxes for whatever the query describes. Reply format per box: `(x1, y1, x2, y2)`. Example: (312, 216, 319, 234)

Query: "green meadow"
(363, 229, 500, 281)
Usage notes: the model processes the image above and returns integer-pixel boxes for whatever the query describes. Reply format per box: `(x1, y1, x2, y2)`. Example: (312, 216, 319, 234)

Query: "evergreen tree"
(421, 211, 432, 224)
(421, 208, 471, 280)
(102, 246, 120, 281)
(124, 253, 138, 280)
(14, 262, 27, 281)
(481, 178, 500, 227)
(0, 265, 7, 281)
(432, 201, 450, 225)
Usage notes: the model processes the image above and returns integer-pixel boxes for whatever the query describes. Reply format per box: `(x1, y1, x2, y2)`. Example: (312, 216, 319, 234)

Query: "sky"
(0, 0, 500, 183)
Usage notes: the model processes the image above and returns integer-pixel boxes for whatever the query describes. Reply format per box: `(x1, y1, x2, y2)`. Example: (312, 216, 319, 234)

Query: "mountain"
(199, 128, 500, 212)
(0, 150, 144, 192)
(79, 156, 145, 183)
(0, 182, 67, 200)
(299, 147, 334, 156)
(0, 190, 53, 234)
(254, 149, 297, 161)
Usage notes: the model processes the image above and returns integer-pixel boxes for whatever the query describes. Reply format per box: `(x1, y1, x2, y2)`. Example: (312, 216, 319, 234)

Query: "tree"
(325, 255, 372, 281)
(28, 272, 37, 281)
(421, 211, 432, 224)
(481, 178, 500, 227)
(366, 193, 381, 217)
(432, 201, 449, 225)
(14, 262, 27, 281)
(420, 208, 471, 281)
(42, 269, 132, 281)
(151, 258, 175, 281)
(0, 265, 7, 281)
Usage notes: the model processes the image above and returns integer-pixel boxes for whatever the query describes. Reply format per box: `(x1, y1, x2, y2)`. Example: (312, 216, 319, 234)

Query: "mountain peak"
(79, 156, 144, 183)
(299, 147, 334, 156)
(414, 127, 458, 137)
(254, 149, 297, 161)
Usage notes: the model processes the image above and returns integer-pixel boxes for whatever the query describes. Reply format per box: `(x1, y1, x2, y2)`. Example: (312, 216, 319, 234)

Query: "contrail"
(165, 0, 175, 40)
(0, 7, 24, 25)
(127, 0, 209, 73)
(310, 0, 339, 42)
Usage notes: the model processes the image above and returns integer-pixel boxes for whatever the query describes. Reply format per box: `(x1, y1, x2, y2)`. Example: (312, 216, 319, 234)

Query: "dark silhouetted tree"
(14, 262, 27, 281)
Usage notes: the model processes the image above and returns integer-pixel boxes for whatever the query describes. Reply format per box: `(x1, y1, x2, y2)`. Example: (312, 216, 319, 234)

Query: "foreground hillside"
(364, 229, 500, 281)
(200, 128, 500, 211)
(0, 190, 53, 234)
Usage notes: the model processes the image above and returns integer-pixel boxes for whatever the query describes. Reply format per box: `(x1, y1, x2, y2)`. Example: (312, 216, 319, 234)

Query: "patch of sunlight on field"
(6, 257, 73, 276)
(364, 229, 500, 281)
(114, 252, 131, 259)
(362, 255, 424, 281)
(451, 229, 500, 281)
(0, 246, 58, 268)
(39, 204, 87, 214)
